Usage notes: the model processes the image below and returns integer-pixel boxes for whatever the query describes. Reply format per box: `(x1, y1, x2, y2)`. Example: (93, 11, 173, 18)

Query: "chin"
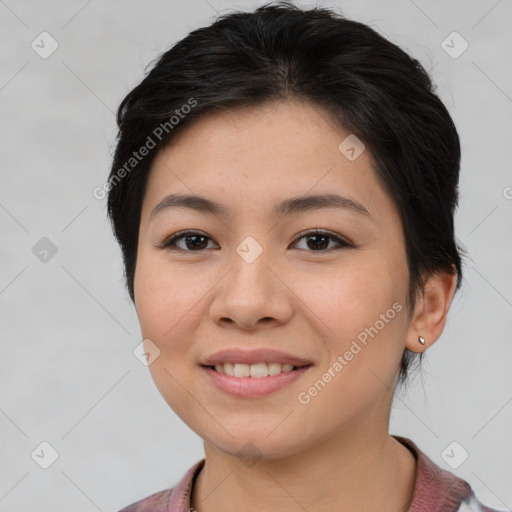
(202, 429, 307, 462)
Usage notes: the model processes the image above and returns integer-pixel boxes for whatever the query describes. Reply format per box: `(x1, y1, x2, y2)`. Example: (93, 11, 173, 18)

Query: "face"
(134, 100, 413, 460)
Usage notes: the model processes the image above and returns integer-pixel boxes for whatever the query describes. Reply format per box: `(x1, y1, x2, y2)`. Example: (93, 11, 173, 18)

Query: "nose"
(208, 246, 294, 331)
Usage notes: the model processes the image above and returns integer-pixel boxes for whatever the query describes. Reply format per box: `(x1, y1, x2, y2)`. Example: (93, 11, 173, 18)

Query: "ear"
(405, 268, 458, 353)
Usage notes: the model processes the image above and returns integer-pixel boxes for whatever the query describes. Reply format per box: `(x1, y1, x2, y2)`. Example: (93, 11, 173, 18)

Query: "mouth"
(200, 362, 314, 398)
(203, 362, 310, 378)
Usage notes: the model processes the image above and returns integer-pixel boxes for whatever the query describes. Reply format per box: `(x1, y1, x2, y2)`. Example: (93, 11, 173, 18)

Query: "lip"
(201, 364, 313, 398)
(199, 348, 313, 367)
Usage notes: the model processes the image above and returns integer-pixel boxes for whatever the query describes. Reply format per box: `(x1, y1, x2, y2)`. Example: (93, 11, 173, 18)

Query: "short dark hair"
(106, 1, 465, 389)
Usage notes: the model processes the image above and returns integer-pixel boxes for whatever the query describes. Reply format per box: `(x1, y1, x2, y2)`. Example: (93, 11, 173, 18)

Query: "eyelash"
(160, 229, 352, 253)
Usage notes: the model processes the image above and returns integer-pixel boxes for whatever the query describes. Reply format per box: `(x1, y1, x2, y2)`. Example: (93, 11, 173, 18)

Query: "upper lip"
(200, 348, 313, 367)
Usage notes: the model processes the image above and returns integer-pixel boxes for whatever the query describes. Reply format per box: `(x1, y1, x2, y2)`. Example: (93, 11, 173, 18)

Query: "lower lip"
(201, 365, 313, 398)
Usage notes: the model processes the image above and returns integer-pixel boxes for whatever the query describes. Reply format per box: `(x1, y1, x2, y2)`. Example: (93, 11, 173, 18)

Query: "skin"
(133, 99, 457, 512)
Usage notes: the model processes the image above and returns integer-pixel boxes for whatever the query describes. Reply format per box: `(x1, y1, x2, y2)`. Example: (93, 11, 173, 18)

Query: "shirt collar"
(392, 435, 473, 512)
(130, 435, 474, 511)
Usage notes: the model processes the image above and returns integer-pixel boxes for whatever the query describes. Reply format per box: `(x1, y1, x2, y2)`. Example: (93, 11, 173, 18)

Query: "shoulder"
(116, 458, 205, 512)
(457, 494, 509, 512)
(117, 487, 175, 512)
(393, 436, 508, 512)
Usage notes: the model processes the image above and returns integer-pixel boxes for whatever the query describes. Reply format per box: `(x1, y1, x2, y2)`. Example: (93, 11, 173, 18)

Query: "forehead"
(141, 99, 389, 223)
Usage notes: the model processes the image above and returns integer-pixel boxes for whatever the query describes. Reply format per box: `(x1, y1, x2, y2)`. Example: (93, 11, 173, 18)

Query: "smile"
(201, 364, 313, 398)
(211, 362, 299, 377)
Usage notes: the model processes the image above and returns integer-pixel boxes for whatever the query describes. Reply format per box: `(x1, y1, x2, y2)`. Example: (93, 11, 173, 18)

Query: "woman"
(106, 3, 505, 511)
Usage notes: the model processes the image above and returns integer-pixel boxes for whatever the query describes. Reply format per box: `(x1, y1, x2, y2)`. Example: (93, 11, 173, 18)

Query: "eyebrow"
(149, 193, 371, 221)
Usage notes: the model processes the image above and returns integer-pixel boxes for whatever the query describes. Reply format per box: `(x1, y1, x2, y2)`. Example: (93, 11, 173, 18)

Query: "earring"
(418, 336, 426, 345)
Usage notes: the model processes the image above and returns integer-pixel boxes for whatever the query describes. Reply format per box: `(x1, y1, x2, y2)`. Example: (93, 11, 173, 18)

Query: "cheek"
(133, 254, 220, 399)
(290, 265, 407, 424)
(293, 258, 408, 384)
(134, 251, 210, 342)
(296, 258, 402, 335)
(134, 256, 208, 417)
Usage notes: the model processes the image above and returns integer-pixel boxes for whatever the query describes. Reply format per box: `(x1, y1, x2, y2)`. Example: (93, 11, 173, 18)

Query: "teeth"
(249, 363, 269, 378)
(213, 362, 296, 377)
(234, 363, 250, 377)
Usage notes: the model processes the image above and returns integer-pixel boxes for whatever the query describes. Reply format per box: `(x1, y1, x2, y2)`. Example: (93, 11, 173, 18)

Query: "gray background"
(1, 0, 511, 511)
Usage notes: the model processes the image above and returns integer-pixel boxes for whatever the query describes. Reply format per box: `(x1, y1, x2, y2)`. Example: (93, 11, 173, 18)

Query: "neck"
(191, 429, 417, 512)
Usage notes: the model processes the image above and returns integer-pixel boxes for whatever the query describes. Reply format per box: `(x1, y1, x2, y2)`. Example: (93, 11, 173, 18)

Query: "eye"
(160, 228, 352, 253)
(161, 230, 217, 252)
(292, 229, 352, 252)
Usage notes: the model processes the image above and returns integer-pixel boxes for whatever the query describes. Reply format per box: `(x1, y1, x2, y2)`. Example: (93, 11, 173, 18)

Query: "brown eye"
(160, 229, 351, 253)
(293, 229, 351, 252)
(162, 231, 216, 251)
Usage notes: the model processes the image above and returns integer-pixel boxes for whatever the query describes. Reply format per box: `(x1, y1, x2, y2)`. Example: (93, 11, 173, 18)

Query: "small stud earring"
(418, 336, 426, 345)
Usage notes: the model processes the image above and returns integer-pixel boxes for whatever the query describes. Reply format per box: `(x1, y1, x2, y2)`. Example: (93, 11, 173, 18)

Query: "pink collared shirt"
(118, 436, 507, 512)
